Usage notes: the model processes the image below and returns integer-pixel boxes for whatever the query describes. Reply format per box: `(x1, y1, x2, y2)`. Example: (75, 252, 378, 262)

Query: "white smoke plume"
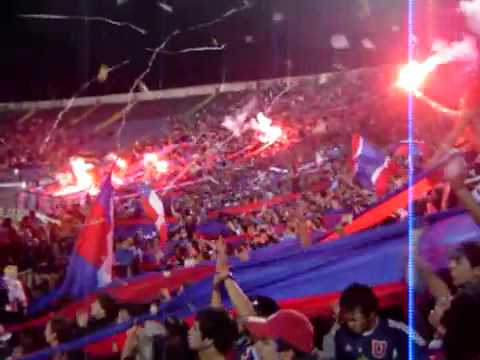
(460, 0, 480, 35)
(222, 97, 257, 137)
(431, 35, 478, 64)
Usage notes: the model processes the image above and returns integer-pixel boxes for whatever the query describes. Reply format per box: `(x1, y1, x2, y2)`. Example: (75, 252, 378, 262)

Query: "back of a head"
(451, 241, 480, 268)
(165, 318, 196, 360)
(442, 282, 480, 360)
(19, 328, 44, 354)
(119, 302, 150, 318)
(339, 283, 379, 315)
(97, 293, 119, 321)
(49, 317, 76, 343)
(251, 295, 280, 318)
(164, 316, 189, 338)
(196, 307, 238, 355)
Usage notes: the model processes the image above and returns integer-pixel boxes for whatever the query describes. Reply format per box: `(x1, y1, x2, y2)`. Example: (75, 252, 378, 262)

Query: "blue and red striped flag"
(59, 175, 114, 299)
(140, 185, 168, 248)
(352, 134, 398, 197)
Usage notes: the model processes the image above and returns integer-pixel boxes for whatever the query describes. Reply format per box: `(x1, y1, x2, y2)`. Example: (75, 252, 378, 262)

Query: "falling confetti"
(157, 1, 174, 13)
(138, 81, 150, 93)
(42, 59, 130, 150)
(97, 64, 110, 83)
(183, 1, 252, 32)
(361, 38, 376, 50)
(70, 103, 101, 125)
(266, 81, 292, 114)
(146, 44, 226, 55)
(272, 11, 285, 22)
(245, 35, 254, 43)
(18, 14, 147, 35)
(115, 1, 252, 152)
(331, 34, 350, 50)
(17, 109, 36, 124)
(42, 78, 96, 151)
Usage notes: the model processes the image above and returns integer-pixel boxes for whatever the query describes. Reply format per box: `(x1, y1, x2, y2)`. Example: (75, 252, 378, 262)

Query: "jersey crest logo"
(371, 339, 388, 359)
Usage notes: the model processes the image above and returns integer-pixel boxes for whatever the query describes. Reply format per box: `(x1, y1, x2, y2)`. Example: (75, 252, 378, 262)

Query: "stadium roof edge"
(0, 71, 348, 112)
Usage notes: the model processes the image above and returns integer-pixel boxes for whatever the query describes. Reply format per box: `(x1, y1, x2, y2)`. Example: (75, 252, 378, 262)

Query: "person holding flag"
(58, 175, 114, 301)
(139, 184, 168, 250)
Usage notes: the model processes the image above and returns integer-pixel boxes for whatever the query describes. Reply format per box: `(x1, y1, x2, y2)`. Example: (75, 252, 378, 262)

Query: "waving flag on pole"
(352, 134, 398, 197)
(140, 185, 168, 248)
(59, 175, 114, 299)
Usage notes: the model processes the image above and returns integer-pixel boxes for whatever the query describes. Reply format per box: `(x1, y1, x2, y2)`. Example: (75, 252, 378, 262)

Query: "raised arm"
(295, 201, 311, 248)
(211, 237, 226, 308)
(214, 237, 255, 318)
(412, 229, 451, 301)
(415, 256, 452, 301)
(445, 154, 480, 225)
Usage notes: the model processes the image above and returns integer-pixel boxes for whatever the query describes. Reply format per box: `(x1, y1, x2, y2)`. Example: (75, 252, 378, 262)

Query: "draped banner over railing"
(16, 209, 480, 360)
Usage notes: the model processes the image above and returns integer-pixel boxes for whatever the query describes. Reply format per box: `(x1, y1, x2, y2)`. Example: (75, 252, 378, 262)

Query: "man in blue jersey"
(334, 283, 428, 360)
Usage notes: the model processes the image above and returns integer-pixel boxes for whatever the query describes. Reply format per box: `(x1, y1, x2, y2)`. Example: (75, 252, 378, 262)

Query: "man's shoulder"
(382, 319, 427, 347)
(334, 325, 353, 344)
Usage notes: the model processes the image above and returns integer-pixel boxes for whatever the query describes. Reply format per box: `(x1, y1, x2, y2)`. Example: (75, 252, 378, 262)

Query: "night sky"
(0, 0, 434, 102)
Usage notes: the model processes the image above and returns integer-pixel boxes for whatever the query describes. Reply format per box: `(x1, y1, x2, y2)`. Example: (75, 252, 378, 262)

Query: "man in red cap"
(244, 309, 317, 360)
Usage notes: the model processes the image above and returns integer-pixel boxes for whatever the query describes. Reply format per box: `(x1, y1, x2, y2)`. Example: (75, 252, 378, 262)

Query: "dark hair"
(442, 282, 480, 360)
(251, 296, 280, 318)
(164, 316, 189, 337)
(19, 328, 44, 354)
(153, 317, 195, 360)
(449, 241, 480, 268)
(339, 283, 379, 316)
(49, 317, 75, 343)
(119, 303, 151, 317)
(196, 307, 238, 355)
(276, 338, 307, 359)
(96, 293, 119, 321)
(2, 218, 12, 228)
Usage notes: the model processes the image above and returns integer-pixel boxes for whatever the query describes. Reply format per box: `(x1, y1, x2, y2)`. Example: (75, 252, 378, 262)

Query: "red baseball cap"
(245, 309, 314, 354)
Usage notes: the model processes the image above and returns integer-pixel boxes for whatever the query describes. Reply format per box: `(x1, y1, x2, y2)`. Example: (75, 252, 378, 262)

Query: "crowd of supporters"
(0, 66, 479, 359)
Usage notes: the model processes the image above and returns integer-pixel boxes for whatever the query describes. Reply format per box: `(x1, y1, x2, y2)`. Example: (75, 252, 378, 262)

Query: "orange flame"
(396, 55, 441, 93)
(252, 113, 283, 144)
(144, 153, 169, 173)
(154, 159, 169, 173)
(115, 158, 128, 169)
(111, 175, 125, 187)
(54, 157, 97, 196)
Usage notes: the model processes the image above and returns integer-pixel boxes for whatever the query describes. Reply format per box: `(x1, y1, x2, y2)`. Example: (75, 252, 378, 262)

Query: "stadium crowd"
(0, 66, 480, 359)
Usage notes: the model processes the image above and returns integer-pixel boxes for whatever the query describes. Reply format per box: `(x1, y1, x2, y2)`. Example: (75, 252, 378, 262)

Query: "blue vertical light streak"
(407, 0, 416, 359)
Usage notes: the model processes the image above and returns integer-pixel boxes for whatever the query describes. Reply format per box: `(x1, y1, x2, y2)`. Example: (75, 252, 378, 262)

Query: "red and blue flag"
(140, 185, 168, 248)
(352, 134, 398, 197)
(58, 175, 114, 299)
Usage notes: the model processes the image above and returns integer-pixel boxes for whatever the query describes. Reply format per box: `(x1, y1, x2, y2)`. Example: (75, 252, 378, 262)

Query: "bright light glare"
(252, 113, 283, 144)
(54, 157, 96, 196)
(396, 56, 440, 93)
